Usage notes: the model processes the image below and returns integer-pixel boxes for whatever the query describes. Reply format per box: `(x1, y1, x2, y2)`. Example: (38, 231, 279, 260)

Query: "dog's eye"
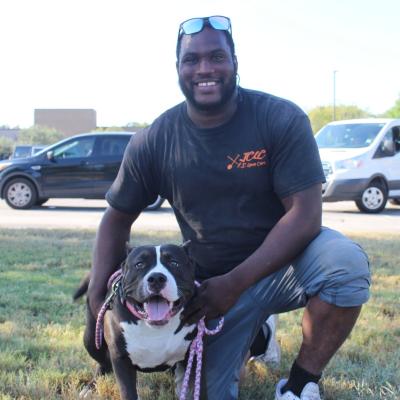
(170, 260, 179, 268)
(135, 262, 144, 269)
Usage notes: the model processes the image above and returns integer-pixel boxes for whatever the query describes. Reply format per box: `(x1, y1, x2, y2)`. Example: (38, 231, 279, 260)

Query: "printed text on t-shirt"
(226, 149, 267, 170)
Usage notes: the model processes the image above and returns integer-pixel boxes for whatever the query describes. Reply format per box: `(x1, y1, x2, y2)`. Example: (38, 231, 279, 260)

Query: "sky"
(1, 0, 399, 128)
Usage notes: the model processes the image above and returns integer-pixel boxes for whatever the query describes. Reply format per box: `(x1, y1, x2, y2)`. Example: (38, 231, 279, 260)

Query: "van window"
(393, 126, 400, 152)
(316, 123, 384, 148)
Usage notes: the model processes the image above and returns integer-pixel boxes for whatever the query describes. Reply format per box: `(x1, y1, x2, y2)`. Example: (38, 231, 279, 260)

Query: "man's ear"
(233, 55, 238, 74)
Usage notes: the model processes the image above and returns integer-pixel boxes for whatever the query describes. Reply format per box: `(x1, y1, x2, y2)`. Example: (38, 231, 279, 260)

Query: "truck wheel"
(145, 196, 165, 211)
(4, 178, 38, 210)
(355, 182, 387, 213)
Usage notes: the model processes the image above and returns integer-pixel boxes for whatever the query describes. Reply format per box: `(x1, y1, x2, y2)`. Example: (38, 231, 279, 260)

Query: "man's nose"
(197, 58, 214, 74)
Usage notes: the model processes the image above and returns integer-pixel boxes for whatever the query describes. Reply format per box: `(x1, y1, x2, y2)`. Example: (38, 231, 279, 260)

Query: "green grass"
(0, 229, 399, 399)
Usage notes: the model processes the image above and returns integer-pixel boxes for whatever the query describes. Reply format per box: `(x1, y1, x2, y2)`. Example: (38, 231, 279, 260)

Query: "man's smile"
(197, 80, 219, 87)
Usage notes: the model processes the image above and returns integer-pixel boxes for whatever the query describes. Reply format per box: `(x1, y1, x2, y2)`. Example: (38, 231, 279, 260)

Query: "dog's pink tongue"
(144, 298, 170, 321)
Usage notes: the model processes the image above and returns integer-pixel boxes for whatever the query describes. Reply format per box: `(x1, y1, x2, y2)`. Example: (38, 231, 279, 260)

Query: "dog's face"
(121, 244, 195, 326)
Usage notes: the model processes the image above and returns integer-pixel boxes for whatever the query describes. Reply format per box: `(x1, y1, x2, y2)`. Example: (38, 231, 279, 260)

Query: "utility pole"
(333, 70, 337, 121)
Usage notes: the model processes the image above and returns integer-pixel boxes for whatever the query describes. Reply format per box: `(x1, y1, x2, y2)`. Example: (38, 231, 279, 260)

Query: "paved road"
(0, 199, 399, 234)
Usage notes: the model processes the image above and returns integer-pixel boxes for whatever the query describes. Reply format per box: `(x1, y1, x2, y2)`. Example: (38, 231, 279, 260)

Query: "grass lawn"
(0, 228, 399, 399)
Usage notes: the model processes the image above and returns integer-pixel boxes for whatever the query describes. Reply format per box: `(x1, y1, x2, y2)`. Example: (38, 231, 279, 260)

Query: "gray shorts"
(178, 227, 371, 399)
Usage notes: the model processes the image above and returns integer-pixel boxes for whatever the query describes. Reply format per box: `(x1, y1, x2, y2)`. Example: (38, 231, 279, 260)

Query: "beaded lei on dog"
(95, 272, 224, 400)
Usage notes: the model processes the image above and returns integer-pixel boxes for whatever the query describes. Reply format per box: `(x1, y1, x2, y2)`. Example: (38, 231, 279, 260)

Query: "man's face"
(177, 27, 237, 112)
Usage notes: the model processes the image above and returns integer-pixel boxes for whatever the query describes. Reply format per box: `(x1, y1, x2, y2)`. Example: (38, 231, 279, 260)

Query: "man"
(88, 16, 370, 400)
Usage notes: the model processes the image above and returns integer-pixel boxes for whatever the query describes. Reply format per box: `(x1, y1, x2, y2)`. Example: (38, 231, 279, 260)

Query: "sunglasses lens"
(208, 16, 231, 32)
(181, 18, 204, 35)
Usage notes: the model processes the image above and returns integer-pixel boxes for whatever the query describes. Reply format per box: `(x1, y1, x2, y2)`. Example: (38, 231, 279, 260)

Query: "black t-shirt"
(106, 88, 325, 279)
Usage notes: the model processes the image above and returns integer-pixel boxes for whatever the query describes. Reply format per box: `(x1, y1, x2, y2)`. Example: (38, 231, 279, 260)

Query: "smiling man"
(88, 16, 370, 400)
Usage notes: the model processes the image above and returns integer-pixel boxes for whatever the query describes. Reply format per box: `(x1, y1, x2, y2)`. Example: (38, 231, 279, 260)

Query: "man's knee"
(311, 231, 371, 307)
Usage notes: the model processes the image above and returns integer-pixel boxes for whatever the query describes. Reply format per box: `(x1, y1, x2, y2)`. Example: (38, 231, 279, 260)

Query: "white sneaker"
(254, 314, 281, 367)
(275, 378, 321, 400)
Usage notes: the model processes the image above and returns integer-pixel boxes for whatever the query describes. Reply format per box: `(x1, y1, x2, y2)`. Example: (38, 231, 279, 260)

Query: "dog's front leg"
(111, 356, 139, 400)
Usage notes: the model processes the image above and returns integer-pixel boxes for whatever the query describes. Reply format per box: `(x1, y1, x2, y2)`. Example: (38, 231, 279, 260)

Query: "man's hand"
(180, 274, 242, 326)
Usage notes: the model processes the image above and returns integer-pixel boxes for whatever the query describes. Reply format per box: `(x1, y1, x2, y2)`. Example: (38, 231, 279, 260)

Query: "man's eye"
(182, 56, 197, 64)
(135, 262, 144, 269)
(212, 53, 226, 62)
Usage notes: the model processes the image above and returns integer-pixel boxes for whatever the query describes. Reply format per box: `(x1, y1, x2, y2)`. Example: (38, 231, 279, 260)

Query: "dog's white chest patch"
(120, 315, 195, 369)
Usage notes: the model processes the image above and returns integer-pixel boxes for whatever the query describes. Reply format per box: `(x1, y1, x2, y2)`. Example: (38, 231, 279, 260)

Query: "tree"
(94, 126, 125, 132)
(0, 137, 14, 160)
(125, 122, 149, 130)
(383, 95, 400, 118)
(17, 125, 63, 146)
(308, 105, 371, 133)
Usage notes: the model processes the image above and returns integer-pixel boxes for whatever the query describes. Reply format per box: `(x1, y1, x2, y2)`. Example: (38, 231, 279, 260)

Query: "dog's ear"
(126, 242, 134, 255)
(180, 240, 191, 257)
(181, 240, 191, 248)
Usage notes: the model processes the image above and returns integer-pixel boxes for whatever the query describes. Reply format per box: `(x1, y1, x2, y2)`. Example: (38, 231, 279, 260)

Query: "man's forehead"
(179, 27, 230, 55)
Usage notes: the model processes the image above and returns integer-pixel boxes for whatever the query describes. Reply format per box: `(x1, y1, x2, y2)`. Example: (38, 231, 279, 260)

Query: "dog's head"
(120, 243, 195, 326)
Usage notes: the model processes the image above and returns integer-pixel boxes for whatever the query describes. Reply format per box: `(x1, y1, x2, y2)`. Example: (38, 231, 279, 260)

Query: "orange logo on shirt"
(227, 149, 267, 170)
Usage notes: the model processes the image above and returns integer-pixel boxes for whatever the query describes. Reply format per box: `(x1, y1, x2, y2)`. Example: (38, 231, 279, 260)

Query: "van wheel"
(145, 196, 165, 211)
(355, 182, 387, 213)
(4, 178, 38, 209)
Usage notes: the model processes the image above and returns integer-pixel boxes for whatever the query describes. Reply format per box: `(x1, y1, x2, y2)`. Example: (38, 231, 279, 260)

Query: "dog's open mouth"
(127, 296, 185, 325)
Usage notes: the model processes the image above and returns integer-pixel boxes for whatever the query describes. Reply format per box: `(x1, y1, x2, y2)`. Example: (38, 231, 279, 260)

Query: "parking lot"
(0, 199, 399, 234)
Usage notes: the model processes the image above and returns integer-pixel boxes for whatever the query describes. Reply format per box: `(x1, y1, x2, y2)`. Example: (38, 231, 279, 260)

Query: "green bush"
(17, 125, 64, 146)
(0, 137, 14, 160)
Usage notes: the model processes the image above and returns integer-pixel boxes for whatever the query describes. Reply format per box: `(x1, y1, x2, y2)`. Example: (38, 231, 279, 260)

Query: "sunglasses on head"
(178, 16, 232, 37)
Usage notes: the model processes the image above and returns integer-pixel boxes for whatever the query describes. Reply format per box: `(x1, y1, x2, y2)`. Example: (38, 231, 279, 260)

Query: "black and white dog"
(74, 243, 202, 400)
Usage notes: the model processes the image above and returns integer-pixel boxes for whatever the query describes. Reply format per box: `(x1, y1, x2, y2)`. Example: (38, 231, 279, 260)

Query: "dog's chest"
(120, 316, 196, 369)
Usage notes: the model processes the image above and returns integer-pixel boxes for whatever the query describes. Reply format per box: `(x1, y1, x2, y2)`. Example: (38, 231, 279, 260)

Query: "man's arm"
(88, 206, 139, 316)
(181, 183, 322, 324)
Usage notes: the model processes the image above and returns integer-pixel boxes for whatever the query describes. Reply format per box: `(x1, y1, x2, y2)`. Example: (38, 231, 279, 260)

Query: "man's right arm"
(88, 206, 139, 316)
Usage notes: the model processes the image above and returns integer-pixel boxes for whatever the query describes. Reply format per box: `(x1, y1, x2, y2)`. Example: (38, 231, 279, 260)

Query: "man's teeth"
(198, 81, 217, 87)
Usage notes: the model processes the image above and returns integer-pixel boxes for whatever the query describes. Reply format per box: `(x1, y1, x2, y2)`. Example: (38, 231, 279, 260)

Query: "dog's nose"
(147, 273, 167, 292)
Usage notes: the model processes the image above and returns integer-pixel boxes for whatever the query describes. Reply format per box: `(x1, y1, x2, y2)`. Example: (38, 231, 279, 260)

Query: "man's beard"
(178, 74, 237, 112)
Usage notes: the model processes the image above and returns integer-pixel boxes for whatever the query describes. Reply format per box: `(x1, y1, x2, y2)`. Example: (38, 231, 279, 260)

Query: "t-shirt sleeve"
(268, 104, 325, 199)
(105, 129, 159, 214)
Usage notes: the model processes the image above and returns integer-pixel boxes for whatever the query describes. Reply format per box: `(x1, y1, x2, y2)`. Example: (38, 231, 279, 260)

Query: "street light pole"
(333, 70, 337, 121)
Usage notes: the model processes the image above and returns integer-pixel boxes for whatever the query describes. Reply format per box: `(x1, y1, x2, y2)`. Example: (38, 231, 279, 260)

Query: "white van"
(315, 118, 400, 213)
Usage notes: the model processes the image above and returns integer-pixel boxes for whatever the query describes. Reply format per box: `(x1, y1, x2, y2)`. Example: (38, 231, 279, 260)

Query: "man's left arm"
(181, 183, 322, 324)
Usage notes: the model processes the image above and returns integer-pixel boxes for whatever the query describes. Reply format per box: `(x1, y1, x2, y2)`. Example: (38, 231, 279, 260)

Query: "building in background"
(34, 109, 97, 136)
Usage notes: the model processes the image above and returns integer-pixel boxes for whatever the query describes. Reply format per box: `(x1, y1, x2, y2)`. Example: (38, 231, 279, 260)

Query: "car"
(0, 132, 165, 211)
(11, 145, 46, 159)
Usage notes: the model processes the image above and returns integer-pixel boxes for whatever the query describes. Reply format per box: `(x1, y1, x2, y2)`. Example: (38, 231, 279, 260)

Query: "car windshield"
(315, 123, 385, 148)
